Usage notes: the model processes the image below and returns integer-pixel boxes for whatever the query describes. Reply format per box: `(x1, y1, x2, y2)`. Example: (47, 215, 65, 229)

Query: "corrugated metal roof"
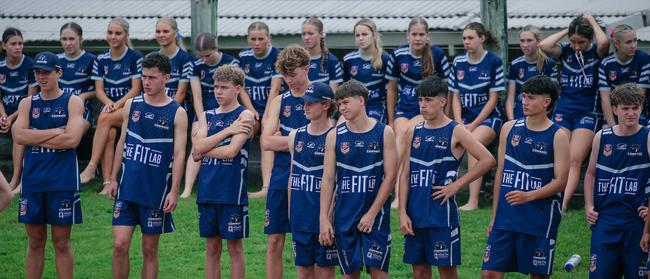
(1, 0, 648, 41)
(638, 26, 650, 42)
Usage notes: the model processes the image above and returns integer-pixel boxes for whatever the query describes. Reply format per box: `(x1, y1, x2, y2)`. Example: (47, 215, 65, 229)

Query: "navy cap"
(31, 51, 61, 72)
(302, 82, 334, 103)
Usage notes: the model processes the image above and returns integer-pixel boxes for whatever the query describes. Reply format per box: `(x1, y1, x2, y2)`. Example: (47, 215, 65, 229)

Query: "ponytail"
(409, 17, 434, 77)
(520, 25, 547, 73)
(464, 22, 499, 50)
(157, 17, 186, 51)
(354, 19, 384, 71)
(109, 17, 133, 48)
(303, 17, 328, 74)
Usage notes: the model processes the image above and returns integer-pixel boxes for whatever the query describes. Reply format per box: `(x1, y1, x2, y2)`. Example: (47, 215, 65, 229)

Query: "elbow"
(260, 137, 273, 152)
(221, 148, 239, 160)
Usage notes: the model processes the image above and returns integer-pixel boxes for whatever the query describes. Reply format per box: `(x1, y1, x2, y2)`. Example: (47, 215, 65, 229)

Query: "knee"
(141, 242, 158, 259)
(113, 238, 131, 255)
(28, 235, 47, 251)
(266, 236, 284, 252)
(51, 234, 71, 252)
(481, 270, 499, 279)
(228, 242, 244, 258)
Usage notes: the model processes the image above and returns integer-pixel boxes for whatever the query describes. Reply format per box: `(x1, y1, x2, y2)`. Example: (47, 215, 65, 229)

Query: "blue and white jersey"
(197, 106, 250, 205)
(308, 52, 343, 85)
(448, 51, 505, 119)
(290, 125, 332, 233)
(407, 121, 462, 228)
(592, 127, 650, 231)
(161, 48, 193, 99)
(507, 55, 558, 119)
(598, 50, 650, 120)
(387, 44, 450, 114)
(0, 55, 37, 115)
(239, 47, 282, 113)
(343, 50, 390, 107)
(269, 91, 309, 189)
(118, 96, 180, 209)
(493, 119, 562, 238)
(556, 42, 602, 115)
(188, 52, 239, 111)
(91, 48, 143, 102)
(22, 92, 79, 193)
(334, 122, 390, 233)
(58, 51, 97, 122)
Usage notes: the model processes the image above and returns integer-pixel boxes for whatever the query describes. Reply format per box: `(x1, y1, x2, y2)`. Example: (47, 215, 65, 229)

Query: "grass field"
(0, 182, 592, 278)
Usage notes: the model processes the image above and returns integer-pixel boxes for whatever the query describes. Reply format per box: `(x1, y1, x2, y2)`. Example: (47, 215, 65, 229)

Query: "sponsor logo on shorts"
(433, 241, 449, 260)
(590, 254, 597, 272)
(58, 199, 72, 219)
(532, 248, 547, 267)
(367, 243, 384, 261)
(264, 209, 270, 227)
(483, 245, 491, 263)
(113, 201, 123, 218)
(325, 248, 338, 260)
(147, 209, 163, 228)
(19, 198, 27, 216)
(227, 213, 242, 233)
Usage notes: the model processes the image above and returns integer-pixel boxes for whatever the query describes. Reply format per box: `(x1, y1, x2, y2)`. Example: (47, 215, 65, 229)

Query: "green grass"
(0, 182, 592, 278)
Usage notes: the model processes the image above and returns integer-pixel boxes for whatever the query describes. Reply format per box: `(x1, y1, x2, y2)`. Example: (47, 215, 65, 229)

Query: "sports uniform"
(161, 48, 193, 100)
(448, 51, 505, 134)
(308, 53, 343, 86)
(343, 50, 390, 122)
(589, 127, 650, 278)
(599, 50, 650, 124)
(507, 56, 558, 119)
(334, 121, 391, 274)
(387, 44, 450, 119)
(482, 118, 562, 275)
(91, 48, 143, 103)
(188, 53, 239, 114)
(58, 51, 96, 124)
(0, 55, 37, 115)
(403, 121, 462, 266)
(290, 125, 338, 267)
(112, 96, 180, 234)
(197, 106, 250, 239)
(19, 92, 81, 225)
(239, 47, 282, 118)
(552, 42, 603, 131)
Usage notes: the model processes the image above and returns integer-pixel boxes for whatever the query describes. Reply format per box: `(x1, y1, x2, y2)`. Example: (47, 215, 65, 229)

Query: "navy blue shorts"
(395, 105, 419, 120)
(335, 229, 391, 275)
(403, 226, 461, 266)
(83, 107, 94, 125)
(198, 203, 249, 239)
(18, 191, 82, 225)
(482, 229, 556, 276)
(462, 114, 503, 136)
(264, 188, 290, 234)
(366, 104, 386, 123)
(590, 229, 647, 278)
(553, 111, 600, 132)
(112, 200, 175, 234)
(291, 231, 339, 267)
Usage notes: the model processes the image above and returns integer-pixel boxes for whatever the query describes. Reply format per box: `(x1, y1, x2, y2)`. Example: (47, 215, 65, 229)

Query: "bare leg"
(481, 270, 505, 279)
(99, 128, 117, 195)
(368, 266, 388, 279)
(265, 233, 285, 279)
(314, 265, 335, 279)
(141, 233, 161, 279)
(205, 237, 222, 279)
(459, 126, 496, 211)
(392, 116, 424, 209)
(250, 122, 270, 198)
(51, 225, 74, 279)
(25, 224, 47, 279)
(561, 128, 594, 212)
(112, 225, 135, 279)
(297, 266, 315, 279)
(227, 239, 245, 279)
(412, 264, 432, 279)
(438, 266, 458, 279)
(0, 171, 14, 212)
(80, 109, 122, 183)
(9, 141, 24, 193)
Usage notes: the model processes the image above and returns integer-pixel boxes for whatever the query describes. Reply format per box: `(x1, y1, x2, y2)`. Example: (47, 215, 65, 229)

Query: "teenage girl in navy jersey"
(301, 17, 343, 92)
(155, 17, 193, 105)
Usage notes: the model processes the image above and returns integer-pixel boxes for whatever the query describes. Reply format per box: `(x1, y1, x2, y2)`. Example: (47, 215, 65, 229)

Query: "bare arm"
(174, 82, 188, 105)
(584, 131, 602, 224)
(539, 28, 568, 58)
(94, 79, 113, 106)
(398, 126, 415, 235)
(451, 93, 463, 124)
(190, 79, 205, 117)
(487, 120, 513, 235)
(203, 111, 255, 160)
(11, 98, 62, 145)
(114, 78, 142, 109)
(238, 87, 259, 121)
(319, 129, 338, 246)
(38, 95, 85, 149)
(467, 91, 499, 130)
(584, 12, 610, 58)
(600, 90, 616, 127)
(261, 95, 290, 152)
(386, 79, 397, 127)
(505, 83, 516, 121)
(165, 107, 188, 209)
(107, 100, 132, 199)
(287, 129, 297, 219)
(193, 111, 254, 155)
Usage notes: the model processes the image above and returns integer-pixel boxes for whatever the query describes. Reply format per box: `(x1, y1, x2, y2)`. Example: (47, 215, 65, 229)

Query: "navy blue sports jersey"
(599, 50, 650, 120)
(269, 91, 309, 189)
(58, 51, 97, 122)
(592, 127, 650, 231)
(22, 92, 79, 193)
(117, 96, 180, 209)
(507, 55, 558, 119)
(161, 48, 193, 99)
(197, 106, 250, 205)
(290, 125, 332, 233)
(0, 55, 37, 115)
(188, 53, 239, 111)
(556, 42, 602, 115)
(448, 51, 505, 119)
(308, 53, 343, 85)
(493, 119, 562, 238)
(91, 48, 143, 102)
(334, 122, 390, 233)
(387, 44, 450, 115)
(343, 50, 390, 108)
(239, 47, 282, 114)
(407, 121, 462, 228)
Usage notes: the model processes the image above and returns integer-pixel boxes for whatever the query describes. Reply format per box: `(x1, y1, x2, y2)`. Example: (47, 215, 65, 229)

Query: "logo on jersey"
(19, 198, 27, 216)
(0, 74, 5, 84)
(31, 108, 40, 119)
(243, 64, 250, 74)
(132, 110, 140, 122)
(295, 141, 304, 153)
(628, 144, 642, 156)
(317, 144, 325, 155)
(113, 201, 123, 218)
(340, 142, 350, 154)
(400, 63, 409, 73)
(200, 70, 206, 81)
(103, 66, 109, 75)
(566, 56, 572, 64)
(456, 70, 465, 81)
(350, 65, 358, 77)
(283, 105, 291, 117)
(355, 140, 365, 148)
(603, 144, 612, 157)
(518, 68, 525, 79)
(483, 245, 491, 262)
(533, 141, 547, 155)
(609, 70, 617, 81)
(412, 136, 421, 149)
(52, 107, 66, 118)
(367, 141, 379, 153)
(436, 137, 448, 149)
(155, 117, 170, 130)
(590, 254, 597, 272)
(511, 134, 520, 147)
(264, 209, 270, 227)
(554, 113, 563, 122)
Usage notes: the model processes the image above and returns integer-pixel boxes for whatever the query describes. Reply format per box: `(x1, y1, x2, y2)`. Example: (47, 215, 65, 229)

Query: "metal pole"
(190, 0, 218, 54)
(480, 0, 508, 62)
